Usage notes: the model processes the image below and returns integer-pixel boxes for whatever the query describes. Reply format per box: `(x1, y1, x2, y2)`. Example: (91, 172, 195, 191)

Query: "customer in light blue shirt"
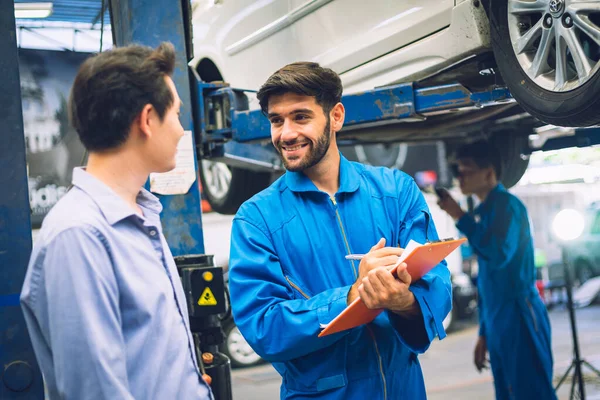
(20, 42, 212, 400)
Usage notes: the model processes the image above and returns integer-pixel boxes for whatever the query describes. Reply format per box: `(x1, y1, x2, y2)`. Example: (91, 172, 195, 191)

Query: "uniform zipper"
(367, 326, 387, 400)
(330, 196, 358, 279)
(330, 196, 386, 399)
(285, 276, 310, 299)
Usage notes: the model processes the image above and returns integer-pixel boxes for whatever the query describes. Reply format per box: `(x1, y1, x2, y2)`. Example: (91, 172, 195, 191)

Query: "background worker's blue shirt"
(456, 184, 557, 399)
(229, 155, 452, 400)
(456, 184, 538, 337)
(20, 168, 212, 400)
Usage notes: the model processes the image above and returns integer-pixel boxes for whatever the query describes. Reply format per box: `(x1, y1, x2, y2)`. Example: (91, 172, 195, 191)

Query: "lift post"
(109, 0, 206, 256)
(0, 1, 44, 398)
(108, 0, 232, 398)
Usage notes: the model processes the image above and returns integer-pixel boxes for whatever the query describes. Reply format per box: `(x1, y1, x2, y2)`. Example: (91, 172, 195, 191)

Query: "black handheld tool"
(434, 186, 450, 200)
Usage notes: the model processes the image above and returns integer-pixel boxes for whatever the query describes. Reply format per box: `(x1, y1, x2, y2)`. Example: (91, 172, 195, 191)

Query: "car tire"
(488, 0, 600, 126)
(200, 160, 271, 215)
(489, 131, 530, 188)
(221, 323, 263, 368)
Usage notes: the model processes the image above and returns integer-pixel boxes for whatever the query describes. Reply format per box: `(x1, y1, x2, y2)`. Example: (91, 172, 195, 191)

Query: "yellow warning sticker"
(198, 287, 217, 306)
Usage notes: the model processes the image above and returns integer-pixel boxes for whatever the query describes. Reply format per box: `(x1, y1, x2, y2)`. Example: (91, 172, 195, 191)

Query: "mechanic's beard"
(278, 120, 331, 172)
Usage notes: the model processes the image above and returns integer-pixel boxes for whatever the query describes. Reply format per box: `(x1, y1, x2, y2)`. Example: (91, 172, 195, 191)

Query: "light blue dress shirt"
(20, 168, 213, 400)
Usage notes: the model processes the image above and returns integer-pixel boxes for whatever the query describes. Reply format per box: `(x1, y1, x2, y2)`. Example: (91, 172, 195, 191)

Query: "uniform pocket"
(284, 338, 348, 394)
(284, 275, 311, 299)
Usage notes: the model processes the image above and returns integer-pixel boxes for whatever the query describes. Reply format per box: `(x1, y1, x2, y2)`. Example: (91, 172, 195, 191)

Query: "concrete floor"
(229, 304, 600, 400)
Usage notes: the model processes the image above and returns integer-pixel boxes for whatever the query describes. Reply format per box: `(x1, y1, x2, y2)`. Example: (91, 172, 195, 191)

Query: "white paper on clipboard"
(149, 130, 196, 195)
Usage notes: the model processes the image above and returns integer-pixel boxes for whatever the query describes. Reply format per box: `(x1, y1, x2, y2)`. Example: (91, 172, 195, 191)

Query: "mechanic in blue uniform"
(438, 140, 557, 400)
(229, 62, 452, 399)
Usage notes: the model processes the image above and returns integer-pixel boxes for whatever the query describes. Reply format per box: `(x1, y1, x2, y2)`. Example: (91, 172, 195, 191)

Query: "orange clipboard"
(318, 238, 467, 338)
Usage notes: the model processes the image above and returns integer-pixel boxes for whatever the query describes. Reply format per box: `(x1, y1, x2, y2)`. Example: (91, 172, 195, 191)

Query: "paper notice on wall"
(149, 130, 196, 195)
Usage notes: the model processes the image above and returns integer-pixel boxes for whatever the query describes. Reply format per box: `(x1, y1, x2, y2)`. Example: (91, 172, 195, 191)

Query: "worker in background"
(437, 141, 557, 400)
(228, 62, 452, 399)
(20, 43, 213, 400)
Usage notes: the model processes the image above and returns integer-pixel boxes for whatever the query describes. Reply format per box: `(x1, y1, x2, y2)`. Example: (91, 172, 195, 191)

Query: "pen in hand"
(345, 254, 366, 260)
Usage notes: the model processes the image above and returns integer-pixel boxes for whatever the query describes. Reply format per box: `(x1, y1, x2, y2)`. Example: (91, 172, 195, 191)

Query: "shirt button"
(149, 230, 157, 237)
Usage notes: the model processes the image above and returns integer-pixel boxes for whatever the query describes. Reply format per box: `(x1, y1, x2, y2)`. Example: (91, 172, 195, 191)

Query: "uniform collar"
(475, 183, 505, 214)
(72, 167, 162, 225)
(285, 153, 360, 193)
(284, 153, 361, 194)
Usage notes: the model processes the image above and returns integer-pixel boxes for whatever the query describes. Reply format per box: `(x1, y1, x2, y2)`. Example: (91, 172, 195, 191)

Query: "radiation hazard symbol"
(197, 287, 218, 306)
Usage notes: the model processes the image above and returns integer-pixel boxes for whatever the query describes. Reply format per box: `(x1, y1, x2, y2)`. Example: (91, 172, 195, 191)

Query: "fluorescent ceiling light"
(15, 2, 54, 19)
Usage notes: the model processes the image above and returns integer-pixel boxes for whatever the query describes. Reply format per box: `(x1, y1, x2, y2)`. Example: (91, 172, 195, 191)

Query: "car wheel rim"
(201, 160, 232, 200)
(227, 327, 261, 365)
(507, 0, 600, 92)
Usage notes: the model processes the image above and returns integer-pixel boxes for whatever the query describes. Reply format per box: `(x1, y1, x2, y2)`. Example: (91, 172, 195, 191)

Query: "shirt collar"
(283, 153, 361, 194)
(72, 167, 162, 225)
(475, 183, 505, 214)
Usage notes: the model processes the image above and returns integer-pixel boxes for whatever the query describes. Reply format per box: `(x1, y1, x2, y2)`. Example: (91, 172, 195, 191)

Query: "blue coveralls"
(456, 184, 557, 400)
(229, 155, 452, 400)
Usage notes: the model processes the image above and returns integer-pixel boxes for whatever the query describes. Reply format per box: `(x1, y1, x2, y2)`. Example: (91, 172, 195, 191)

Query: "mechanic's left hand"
(358, 263, 419, 318)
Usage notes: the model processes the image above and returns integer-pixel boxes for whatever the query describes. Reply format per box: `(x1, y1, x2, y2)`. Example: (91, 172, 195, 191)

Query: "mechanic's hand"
(474, 336, 489, 372)
(358, 262, 420, 318)
(438, 193, 465, 221)
(347, 238, 403, 305)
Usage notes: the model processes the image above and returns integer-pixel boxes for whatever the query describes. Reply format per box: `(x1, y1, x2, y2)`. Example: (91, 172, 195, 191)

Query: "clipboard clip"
(428, 237, 457, 244)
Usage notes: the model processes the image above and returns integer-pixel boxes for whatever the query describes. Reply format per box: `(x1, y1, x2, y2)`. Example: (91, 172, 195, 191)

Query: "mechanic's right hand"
(347, 238, 403, 304)
(474, 336, 489, 372)
(438, 193, 465, 221)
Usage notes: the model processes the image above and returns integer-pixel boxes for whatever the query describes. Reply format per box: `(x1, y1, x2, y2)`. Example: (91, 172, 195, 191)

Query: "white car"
(190, 0, 600, 212)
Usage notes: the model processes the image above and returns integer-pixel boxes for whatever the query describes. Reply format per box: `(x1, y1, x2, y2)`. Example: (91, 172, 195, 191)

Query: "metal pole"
(0, 2, 44, 398)
(107, 1, 232, 398)
(562, 247, 585, 399)
(108, 0, 206, 256)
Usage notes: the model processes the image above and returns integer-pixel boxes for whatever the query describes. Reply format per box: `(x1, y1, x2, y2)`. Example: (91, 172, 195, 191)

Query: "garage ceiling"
(14, 0, 109, 26)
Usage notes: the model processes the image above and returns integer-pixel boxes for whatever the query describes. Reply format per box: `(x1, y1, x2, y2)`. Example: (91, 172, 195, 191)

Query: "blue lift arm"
(196, 79, 514, 168)
(199, 82, 513, 143)
(196, 79, 600, 168)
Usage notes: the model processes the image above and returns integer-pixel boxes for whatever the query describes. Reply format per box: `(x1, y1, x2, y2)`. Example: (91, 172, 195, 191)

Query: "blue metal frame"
(110, 0, 205, 256)
(197, 81, 513, 146)
(0, 1, 44, 398)
(195, 79, 514, 168)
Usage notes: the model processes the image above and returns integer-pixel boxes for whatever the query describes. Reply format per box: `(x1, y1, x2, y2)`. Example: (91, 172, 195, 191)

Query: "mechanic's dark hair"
(257, 62, 343, 115)
(456, 140, 502, 179)
(69, 42, 176, 151)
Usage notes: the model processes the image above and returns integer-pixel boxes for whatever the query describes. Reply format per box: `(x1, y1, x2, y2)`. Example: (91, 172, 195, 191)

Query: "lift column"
(0, 1, 44, 398)
(108, 1, 232, 399)
(109, 0, 206, 256)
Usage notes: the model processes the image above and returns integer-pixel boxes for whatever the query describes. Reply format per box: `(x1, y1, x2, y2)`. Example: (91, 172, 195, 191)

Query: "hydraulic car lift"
(3, 0, 600, 399)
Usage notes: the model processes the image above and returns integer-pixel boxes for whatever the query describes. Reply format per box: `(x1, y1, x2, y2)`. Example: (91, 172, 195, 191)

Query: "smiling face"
(267, 92, 334, 172)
